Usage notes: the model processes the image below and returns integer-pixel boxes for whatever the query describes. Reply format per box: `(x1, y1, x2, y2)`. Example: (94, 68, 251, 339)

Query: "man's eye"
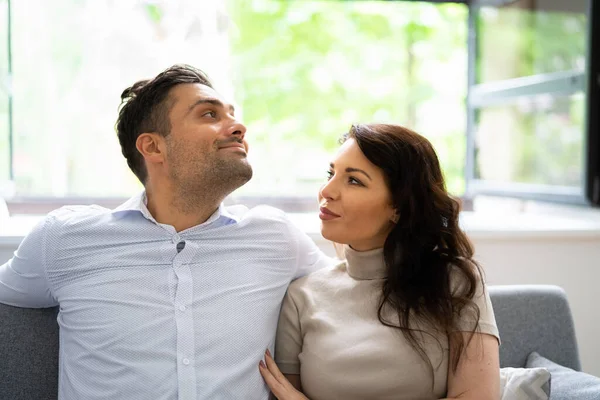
(202, 111, 216, 118)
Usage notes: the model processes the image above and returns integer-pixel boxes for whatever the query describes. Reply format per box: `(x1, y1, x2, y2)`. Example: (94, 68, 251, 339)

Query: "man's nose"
(227, 120, 247, 140)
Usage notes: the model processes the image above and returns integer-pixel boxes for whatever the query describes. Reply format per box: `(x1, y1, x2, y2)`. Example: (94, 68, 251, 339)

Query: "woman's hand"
(259, 349, 309, 400)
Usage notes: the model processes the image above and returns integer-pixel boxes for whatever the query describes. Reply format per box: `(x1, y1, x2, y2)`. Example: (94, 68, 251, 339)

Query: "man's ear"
(136, 133, 165, 165)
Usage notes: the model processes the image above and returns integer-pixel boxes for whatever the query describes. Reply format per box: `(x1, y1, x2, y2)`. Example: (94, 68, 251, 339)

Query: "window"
(227, 0, 468, 203)
(1, 0, 598, 214)
(1, 0, 470, 212)
(466, 0, 594, 204)
(6, 0, 234, 198)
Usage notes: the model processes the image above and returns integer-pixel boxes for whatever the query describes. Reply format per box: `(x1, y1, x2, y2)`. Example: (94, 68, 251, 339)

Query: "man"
(0, 65, 331, 400)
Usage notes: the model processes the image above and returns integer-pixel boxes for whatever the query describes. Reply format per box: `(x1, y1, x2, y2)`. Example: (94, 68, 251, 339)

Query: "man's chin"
(229, 163, 253, 186)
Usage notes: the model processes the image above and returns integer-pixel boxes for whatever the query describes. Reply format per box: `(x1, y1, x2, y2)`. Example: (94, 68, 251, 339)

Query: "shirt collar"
(344, 245, 387, 280)
(112, 191, 239, 226)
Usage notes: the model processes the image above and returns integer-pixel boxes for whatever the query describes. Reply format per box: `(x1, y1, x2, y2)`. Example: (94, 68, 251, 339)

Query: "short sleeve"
(275, 287, 303, 374)
(0, 215, 57, 308)
(285, 216, 334, 279)
(452, 267, 500, 343)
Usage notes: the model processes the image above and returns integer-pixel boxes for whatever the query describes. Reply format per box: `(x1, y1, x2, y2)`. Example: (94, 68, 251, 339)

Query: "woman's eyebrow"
(330, 163, 372, 181)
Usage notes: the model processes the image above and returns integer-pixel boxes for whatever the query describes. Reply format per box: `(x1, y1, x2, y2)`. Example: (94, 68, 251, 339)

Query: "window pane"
(228, 0, 468, 196)
(10, 0, 469, 199)
(11, 0, 242, 196)
(0, 0, 8, 185)
(477, 0, 587, 83)
(474, 93, 584, 187)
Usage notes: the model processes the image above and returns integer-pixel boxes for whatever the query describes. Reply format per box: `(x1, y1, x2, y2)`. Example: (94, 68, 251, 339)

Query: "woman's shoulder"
(287, 259, 349, 296)
(448, 261, 486, 295)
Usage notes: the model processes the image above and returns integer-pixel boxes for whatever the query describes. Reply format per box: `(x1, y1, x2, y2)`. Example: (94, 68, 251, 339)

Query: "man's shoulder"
(227, 204, 289, 224)
(288, 260, 347, 293)
(46, 204, 113, 227)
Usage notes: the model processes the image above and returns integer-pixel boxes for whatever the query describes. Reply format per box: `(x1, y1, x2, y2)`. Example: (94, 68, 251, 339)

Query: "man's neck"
(145, 183, 224, 232)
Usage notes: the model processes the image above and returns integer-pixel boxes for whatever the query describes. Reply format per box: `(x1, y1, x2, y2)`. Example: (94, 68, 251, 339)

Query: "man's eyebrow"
(329, 162, 372, 181)
(186, 98, 235, 115)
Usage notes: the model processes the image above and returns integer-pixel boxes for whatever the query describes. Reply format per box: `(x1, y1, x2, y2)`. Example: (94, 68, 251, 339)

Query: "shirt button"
(182, 358, 190, 365)
(178, 305, 186, 312)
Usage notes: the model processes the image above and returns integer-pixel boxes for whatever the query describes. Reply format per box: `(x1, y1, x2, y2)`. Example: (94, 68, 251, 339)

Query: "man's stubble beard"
(203, 153, 253, 195)
(170, 150, 253, 210)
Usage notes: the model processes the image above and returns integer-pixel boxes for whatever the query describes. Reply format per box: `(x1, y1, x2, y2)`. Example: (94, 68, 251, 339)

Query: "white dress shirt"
(0, 192, 331, 400)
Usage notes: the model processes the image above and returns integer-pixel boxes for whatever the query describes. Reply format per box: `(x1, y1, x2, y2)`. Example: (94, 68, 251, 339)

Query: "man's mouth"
(218, 140, 247, 153)
(219, 143, 246, 150)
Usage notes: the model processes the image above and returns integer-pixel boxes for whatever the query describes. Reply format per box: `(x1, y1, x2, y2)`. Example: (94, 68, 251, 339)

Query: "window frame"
(465, 0, 597, 206)
(586, 0, 600, 205)
(2, 0, 13, 181)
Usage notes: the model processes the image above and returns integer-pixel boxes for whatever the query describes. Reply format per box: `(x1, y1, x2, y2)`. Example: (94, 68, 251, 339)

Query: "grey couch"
(489, 284, 581, 371)
(0, 285, 582, 399)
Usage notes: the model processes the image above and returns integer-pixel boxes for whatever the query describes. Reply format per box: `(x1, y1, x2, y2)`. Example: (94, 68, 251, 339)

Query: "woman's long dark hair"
(344, 123, 483, 374)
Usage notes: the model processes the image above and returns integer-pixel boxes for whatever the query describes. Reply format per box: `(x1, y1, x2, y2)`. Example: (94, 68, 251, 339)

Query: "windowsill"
(3, 205, 600, 249)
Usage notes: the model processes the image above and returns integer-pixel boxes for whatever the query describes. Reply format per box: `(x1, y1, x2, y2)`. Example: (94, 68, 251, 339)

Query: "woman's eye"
(349, 177, 363, 186)
(326, 170, 334, 180)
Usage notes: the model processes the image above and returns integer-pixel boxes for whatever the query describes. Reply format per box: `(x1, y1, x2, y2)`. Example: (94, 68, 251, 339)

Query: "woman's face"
(318, 138, 397, 251)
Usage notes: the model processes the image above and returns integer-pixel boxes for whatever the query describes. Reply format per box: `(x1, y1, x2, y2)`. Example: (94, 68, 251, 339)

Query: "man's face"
(162, 83, 252, 195)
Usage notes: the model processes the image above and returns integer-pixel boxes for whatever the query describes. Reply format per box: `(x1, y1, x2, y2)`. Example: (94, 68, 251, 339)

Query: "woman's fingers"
(259, 349, 308, 399)
(264, 349, 287, 383)
(259, 360, 285, 395)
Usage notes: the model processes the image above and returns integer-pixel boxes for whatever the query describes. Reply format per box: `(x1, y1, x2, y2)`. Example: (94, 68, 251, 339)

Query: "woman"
(259, 123, 500, 400)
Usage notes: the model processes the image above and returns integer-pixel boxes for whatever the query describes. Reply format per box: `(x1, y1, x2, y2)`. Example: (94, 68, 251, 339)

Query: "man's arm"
(287, 218, 334, 279)
(0, 216, 57, 308)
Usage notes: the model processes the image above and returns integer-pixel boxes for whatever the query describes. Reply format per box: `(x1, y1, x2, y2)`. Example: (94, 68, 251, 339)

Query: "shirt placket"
(171, 233, 197, 400)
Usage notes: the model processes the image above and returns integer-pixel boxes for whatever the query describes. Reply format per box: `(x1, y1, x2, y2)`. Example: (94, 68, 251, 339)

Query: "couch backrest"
(0, 284, 582, 398)
(489, 284, 581, 370)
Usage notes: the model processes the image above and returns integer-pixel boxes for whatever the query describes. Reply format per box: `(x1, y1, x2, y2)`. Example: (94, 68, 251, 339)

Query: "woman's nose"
(319, 178, 338, 201)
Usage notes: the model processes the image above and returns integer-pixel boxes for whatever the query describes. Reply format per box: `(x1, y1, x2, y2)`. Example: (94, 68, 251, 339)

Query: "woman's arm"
(443, 332, 500, 400)
(259, 350, 308, 400)
(284, 374, 302, 392)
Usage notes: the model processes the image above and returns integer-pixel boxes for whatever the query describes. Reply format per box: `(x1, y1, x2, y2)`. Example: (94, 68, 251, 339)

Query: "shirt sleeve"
(286, 216, 334, 279)
(452, 267, 500, 343)
(0, 215, 57, 308)
(275, 286, 303, 374)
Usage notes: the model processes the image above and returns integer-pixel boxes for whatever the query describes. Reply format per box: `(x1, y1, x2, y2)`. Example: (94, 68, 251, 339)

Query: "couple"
(0, 64, 499, 400)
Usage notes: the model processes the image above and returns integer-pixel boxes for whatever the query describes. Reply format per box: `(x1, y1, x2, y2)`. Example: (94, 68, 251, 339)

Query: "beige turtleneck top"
(275, 245, 499, 400)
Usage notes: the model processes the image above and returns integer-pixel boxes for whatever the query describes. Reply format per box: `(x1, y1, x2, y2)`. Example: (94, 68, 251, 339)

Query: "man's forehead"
(171, 82, 225, 104)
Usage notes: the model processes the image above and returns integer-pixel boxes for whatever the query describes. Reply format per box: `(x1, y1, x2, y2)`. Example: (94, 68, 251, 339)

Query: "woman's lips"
(319, 207, 340, 221)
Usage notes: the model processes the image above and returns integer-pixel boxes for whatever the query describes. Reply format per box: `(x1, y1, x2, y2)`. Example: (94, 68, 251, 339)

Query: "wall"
(473, 234, 600, 377)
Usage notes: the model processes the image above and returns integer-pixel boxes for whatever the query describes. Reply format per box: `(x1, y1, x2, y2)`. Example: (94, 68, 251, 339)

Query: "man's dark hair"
(116, 64, 213, 184)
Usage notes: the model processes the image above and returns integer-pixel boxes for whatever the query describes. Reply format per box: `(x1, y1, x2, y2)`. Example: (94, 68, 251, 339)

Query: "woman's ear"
(390, 210, 399, 224)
